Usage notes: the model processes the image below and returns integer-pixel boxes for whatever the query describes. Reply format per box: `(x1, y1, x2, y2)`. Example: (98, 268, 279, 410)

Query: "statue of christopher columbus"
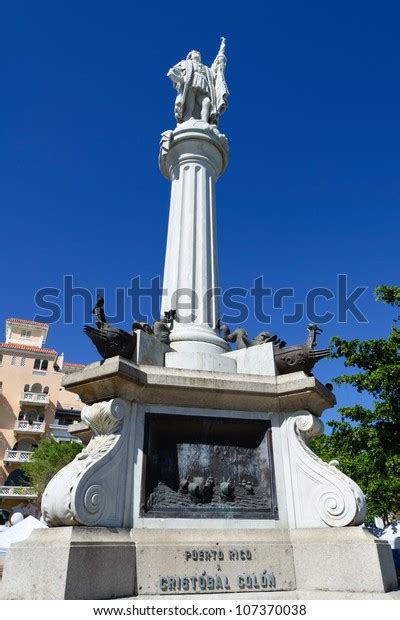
(167, 37, 229, 125)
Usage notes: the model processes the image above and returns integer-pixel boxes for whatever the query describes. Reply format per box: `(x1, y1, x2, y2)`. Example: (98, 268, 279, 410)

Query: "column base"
(169, 325, 231, 353)
(167, 325, 235, 371)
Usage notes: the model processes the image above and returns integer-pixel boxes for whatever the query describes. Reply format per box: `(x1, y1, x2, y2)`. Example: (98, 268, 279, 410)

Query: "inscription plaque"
(142, 414, 278, 519)
(134, 535, 297, 596)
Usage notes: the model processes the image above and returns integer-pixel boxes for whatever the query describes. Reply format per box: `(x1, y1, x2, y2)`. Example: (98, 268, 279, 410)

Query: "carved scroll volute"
(42, 398, 132, 527)
(81, 400, 123, 436)
(288, 413, 367, 528)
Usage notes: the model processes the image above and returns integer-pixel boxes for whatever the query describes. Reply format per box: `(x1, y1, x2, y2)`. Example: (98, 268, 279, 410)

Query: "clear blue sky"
(1, 1, 399, 425)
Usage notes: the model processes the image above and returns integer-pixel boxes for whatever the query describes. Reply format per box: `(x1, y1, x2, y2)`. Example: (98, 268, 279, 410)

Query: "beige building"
(0, 318, 84, 518)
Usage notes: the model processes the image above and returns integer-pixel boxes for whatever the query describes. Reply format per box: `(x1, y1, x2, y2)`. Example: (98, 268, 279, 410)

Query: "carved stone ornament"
(286, 413, 367, 527)
(159, 130, 173, 174)
(42, 398, 133, 527)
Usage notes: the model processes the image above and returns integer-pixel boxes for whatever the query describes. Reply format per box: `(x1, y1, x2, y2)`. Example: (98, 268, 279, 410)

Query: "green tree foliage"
(22, 439, 82, 497)
(312, 285, 400, 525)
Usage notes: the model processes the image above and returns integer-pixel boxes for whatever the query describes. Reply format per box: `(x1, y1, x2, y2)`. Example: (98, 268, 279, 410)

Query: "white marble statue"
(168, 37, 229, 124)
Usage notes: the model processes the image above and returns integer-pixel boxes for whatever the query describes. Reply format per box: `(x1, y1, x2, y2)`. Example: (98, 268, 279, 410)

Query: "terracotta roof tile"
(0, 342, 57, 355)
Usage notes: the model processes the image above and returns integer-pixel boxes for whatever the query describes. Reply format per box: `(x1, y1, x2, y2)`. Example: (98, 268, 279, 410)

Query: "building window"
(4, 469, 30, 487)
(13, 439, 38, 451)
(21, 330, 31, 338)
(20, 357, 26, 367)
(11, 356, 17, 365)
(0, 353, 3, 365)
(33, 359, 48, 371)
(26, 410, 39, 423)
(0, 381, 2, 391)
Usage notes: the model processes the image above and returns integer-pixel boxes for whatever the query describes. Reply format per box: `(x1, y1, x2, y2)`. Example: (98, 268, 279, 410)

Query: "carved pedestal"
(1, 358, 396, 599)
(39, 358, 366, 530)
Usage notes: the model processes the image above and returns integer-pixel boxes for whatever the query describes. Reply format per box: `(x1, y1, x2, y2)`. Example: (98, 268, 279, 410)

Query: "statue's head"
(187, 50, 201, 62)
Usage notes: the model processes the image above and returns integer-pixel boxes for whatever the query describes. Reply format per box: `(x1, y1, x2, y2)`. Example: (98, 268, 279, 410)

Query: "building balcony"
(0, 486, 37, 499)
(19, 391, 49, 407)
(14, 420, 45, 435)
(4, 449, 33, 464)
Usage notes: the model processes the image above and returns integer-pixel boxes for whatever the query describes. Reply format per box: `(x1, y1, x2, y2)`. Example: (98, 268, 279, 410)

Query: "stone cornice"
(62, 356, 335, 416)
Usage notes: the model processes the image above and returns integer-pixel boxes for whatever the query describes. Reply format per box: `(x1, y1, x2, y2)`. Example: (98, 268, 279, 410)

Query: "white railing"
(0, 486, 37, 498)
(14, 420, 45, 434)
(4, 449, 33, 463)
(20, 391, 49, 406)
(49, 423, 69, 431)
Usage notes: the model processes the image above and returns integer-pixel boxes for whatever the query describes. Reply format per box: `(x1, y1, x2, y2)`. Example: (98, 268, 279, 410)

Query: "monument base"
(0, 527, 136, 600)
(1, 526, 396, 599)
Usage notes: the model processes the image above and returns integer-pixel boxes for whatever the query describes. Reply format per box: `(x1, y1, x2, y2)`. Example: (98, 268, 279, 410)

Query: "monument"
(1, 39, 397, 600)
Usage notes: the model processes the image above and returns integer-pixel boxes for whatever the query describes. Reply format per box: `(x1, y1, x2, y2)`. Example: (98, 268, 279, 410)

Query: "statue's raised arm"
(211, 37, 227, 75)
(167, 38, 229, 125)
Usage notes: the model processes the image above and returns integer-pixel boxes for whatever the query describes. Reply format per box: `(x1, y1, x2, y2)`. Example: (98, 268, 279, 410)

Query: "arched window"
(24, 384, 30, 392)
(31, 383, 42, 394)
(26, 410, 38, 423)
(18, 411, 24, 420)
(13, 439, 38, 451)
(43, 386, 49, 394)
(38, 414, 45, 423)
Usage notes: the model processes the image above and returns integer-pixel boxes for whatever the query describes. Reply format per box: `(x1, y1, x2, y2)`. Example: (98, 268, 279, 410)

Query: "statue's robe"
(168, 59, 228, 123)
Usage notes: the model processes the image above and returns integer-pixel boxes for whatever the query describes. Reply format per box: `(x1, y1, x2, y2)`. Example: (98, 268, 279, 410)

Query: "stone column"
(159, 120, 235, 372)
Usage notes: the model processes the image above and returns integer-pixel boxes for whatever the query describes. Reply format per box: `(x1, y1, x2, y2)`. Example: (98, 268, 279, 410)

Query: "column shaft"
(159, 121, 230, 358)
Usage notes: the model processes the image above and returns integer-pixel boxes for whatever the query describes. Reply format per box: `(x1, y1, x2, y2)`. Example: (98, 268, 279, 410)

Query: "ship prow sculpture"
(2, 37, 397, 601)
(84, 296, 176, 361)
(84, 297, 137, 360)
(274, 323, 330, 375)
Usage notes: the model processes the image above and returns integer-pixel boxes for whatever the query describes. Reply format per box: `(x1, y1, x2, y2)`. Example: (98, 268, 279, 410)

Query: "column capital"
(159, 120, 229, 180)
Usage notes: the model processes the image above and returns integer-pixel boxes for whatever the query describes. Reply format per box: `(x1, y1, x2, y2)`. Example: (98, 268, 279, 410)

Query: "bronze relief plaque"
(142, 414, 278, 519)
